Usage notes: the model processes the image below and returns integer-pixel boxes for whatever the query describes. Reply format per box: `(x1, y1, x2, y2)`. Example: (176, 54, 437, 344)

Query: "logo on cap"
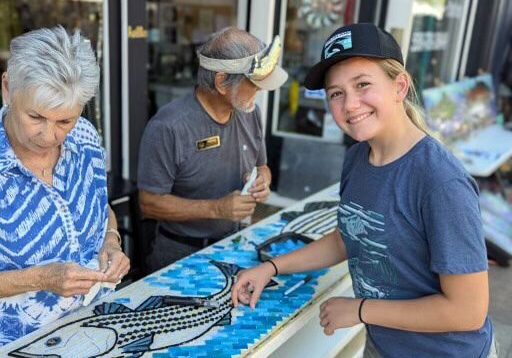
(323, 30, 352, 59)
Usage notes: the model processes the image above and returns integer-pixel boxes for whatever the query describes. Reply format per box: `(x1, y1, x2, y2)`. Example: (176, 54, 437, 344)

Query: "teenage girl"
(232, 23, 496, 358)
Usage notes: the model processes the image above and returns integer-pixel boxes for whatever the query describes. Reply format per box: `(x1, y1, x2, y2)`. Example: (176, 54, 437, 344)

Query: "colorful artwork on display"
(4, 191, 340, 358)
(480, 190, 512, 256)
(422, 74, 497, 143)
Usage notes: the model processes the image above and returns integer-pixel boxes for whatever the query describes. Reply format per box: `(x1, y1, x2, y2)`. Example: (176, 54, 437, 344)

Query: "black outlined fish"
(280, 201, 338, 239)
(9, 261, 244, 358)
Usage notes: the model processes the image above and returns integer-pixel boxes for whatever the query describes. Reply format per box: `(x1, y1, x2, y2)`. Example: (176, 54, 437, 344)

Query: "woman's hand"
(231, 262, 275, 308)
(40, 263, 107, 297)
(98, 233, 130, 283)
(319, 297, 362, 335)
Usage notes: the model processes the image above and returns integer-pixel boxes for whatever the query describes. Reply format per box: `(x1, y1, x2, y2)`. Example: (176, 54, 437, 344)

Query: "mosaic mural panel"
(4, 187, 341, 357)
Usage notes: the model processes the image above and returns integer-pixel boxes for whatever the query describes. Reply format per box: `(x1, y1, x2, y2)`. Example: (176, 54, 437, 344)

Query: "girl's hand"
(319, 297, 362, 335)
(231, 261, 275, 308)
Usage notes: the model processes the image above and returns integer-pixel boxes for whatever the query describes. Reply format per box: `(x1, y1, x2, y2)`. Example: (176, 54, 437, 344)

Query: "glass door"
(0, 0, 107, 141)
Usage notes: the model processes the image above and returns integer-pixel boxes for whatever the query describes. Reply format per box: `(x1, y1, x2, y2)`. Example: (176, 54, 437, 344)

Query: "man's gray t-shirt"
(138, 91, 267, 239)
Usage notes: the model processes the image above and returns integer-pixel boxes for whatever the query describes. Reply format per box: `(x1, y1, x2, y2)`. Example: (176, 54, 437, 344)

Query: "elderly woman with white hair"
(0, 26, 130, 346)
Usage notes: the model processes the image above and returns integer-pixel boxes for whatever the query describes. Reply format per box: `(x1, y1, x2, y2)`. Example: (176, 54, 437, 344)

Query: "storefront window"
(405, 0, 470, 92)
(146, 0, 239, 116)
(0, 0, 106, 139)
(273, 0, 358, 141)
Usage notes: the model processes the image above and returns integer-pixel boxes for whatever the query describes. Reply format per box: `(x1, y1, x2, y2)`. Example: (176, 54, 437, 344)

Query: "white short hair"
(6, 25, 99, 109)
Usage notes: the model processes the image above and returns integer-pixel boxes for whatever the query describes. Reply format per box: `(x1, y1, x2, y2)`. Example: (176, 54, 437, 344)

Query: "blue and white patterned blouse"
(0, 107, 110, 346)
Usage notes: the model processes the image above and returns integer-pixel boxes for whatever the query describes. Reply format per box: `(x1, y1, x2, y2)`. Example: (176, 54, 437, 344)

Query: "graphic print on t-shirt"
(338, 201, 397, 299)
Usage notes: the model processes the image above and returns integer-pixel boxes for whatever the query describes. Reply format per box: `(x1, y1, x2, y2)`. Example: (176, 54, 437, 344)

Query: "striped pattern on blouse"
(0, 108, 109, 346)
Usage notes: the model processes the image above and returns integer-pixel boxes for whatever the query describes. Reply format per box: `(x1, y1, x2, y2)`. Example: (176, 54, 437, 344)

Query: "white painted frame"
(448, 0, 472, 81)
(384, 0, 414, 61)
(102, 0, 111, 171)
(237, 0, 249, 29)
(458, 0, 479, 79)
(248, 0, 277, 136)
(121, 0, 130, 179)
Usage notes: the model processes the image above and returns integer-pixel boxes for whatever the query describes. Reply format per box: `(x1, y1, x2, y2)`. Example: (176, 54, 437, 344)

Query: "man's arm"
(139, 190, 256, 222)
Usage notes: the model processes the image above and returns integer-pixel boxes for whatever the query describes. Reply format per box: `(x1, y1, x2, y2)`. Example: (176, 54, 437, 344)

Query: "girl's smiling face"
(325, 57, 405, 142)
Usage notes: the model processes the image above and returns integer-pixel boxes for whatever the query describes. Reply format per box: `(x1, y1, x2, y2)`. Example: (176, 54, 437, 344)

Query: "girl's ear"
(395, 73, 409, 102)
(214, 73, 228, 95)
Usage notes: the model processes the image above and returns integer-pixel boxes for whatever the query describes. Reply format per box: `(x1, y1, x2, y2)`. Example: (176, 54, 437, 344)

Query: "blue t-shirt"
(338, 136, 492, 358)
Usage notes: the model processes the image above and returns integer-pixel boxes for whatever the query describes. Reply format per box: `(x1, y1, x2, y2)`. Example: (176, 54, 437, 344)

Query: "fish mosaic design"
(280, 201, 339, 239)
(6, 198, 341, 358)
(9, 261, 244, 358)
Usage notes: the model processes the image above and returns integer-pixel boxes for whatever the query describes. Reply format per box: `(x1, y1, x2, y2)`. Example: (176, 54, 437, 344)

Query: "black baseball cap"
(304, 23, 404, 90)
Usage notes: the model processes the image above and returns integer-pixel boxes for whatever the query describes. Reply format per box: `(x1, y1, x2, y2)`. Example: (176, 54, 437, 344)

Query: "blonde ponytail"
(376, 59, 436, 138)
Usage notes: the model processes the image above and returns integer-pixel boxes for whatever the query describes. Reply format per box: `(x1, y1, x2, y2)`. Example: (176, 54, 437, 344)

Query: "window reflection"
(0, 0, 105, 138)
(274, 0, 357, 140)
(146, 0, 238, 117)
(405, 0, 469, 92)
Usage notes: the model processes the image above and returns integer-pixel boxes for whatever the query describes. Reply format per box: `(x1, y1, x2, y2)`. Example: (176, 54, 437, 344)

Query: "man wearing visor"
(138, 27, 288, 272)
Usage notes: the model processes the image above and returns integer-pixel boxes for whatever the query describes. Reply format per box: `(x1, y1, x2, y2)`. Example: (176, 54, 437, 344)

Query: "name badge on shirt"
(196, 135, 221, 151)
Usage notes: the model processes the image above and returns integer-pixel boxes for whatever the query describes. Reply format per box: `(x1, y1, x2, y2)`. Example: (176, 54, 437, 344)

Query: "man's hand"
(231, 262, 275, 309)
(98, 234, 130, 283)
(40, 263, 107, 297)
(247, 174, 270, 203)
(215, 191, 257, 221)
(319, 297, 362, 335)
